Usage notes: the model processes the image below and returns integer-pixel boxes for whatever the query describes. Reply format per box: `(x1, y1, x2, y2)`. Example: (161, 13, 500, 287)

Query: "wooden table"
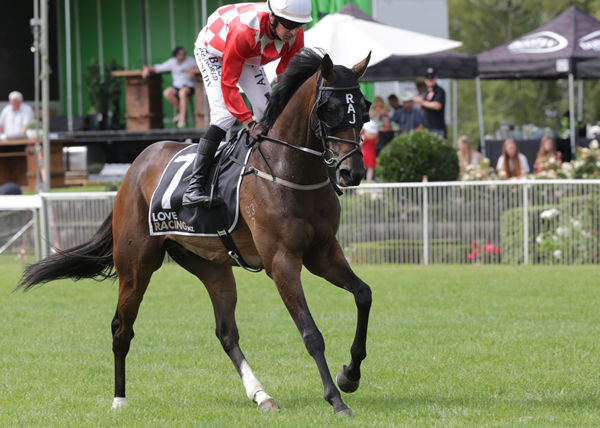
(112, 70, 164, 130)
(0, 137, 70, 190)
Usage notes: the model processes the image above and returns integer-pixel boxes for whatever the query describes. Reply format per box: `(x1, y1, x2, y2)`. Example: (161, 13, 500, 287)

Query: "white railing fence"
(1, 180, 599, 265)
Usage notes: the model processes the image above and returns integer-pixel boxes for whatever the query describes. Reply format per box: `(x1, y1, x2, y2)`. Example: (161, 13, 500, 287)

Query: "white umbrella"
(264, 12, 462, 82)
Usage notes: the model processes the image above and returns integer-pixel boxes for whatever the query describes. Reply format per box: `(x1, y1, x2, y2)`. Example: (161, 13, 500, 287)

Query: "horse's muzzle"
(338, 167, 365, 187)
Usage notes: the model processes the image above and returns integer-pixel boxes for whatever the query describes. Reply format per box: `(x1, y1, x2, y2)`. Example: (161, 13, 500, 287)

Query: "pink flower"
(486, 247, 493, 254)
(495, 248, 501, 255)
(471, 240, 478, 248)
(485, 243, 494, 251)
(473, 249, 478, 256)
(467, 253, 474, 261)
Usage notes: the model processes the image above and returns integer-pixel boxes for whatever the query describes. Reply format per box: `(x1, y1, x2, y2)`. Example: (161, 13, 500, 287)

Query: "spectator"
(390, 91, 424, 133)
(142, 46, 198, 128)
(414, 67, 446, 138)
(534, 135, 562, 173)
(496, 138, 529, 179)
(0, 91, 34, 137)
(370, 96, 392, 131)
(388, 94, 400, 113)
(360, 120, 378, 181)
(457, 135, 482, 176)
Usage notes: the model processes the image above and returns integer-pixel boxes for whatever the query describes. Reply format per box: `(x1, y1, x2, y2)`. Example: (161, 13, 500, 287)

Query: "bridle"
(258, 73, 368, 171)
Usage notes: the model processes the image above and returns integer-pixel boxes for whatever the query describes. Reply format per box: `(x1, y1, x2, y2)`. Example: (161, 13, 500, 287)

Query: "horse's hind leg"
(304, 240, 372, 394)
(166, 242, 279, 411)
(111, 232, 165, 409)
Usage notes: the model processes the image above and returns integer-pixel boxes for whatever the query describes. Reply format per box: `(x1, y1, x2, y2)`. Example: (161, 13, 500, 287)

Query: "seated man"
(142, 47, 198, 128)
(390, 91, 424, 133)
(0, 91, 34, 136)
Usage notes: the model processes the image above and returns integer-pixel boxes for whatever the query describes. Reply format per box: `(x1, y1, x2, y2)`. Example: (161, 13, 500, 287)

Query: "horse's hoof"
(336, 366, 360, 393)
(334, 406, 354, 417)
(111, 397, 128, 410)
(258, 397, 280, 412)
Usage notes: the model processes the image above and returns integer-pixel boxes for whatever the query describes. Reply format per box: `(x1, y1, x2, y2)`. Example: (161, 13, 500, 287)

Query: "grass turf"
(1, 261, 600, 426)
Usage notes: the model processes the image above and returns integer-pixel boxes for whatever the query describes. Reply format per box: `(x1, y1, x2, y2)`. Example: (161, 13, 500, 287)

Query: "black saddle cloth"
(148, 131, 253, 237)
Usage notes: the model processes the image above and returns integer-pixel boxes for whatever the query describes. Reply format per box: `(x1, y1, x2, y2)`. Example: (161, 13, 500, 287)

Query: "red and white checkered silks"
(194, 2, 304, 124)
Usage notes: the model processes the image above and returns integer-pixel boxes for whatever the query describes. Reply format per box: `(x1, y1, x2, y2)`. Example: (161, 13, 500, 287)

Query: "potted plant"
(84, 60, 122, 130)
(25, 119, 42, 139)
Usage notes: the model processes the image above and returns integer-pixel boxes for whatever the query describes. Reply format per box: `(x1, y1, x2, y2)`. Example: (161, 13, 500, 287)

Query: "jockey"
(183, 0, 312, 208)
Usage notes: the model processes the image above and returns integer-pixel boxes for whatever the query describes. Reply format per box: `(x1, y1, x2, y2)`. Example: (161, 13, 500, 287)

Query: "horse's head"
(311, 53, 371, 187)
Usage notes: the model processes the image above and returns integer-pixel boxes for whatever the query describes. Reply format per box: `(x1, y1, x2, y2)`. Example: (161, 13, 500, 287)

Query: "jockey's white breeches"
(194, 46, 271, 131)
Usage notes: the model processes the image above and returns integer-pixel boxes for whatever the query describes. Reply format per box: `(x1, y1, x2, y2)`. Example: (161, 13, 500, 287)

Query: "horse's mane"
(263, 48, 323, 128)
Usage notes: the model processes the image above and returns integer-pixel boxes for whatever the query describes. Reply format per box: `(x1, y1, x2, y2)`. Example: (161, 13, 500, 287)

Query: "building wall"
(57, 0, 371, 125)
(58, 0, 220, 124)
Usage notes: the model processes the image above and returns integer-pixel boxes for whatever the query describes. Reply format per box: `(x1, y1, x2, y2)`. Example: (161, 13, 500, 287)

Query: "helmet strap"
(268, 13, 281, 41)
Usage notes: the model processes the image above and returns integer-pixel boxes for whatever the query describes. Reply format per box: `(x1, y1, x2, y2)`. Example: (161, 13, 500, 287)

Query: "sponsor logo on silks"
(508, 31, 568, 54)
(578, 30, 600, 51)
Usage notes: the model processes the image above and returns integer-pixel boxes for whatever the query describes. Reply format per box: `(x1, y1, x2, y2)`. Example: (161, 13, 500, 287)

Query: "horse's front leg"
(304, 240, 372, 394)
(267, 251, 352, 415)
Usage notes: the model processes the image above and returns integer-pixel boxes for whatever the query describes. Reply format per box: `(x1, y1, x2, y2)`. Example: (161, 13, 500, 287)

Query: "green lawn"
(2, 262, 600, 427)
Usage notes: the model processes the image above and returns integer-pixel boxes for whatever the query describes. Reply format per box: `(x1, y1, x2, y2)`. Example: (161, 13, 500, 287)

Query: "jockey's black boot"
(182, 132, 225, 208)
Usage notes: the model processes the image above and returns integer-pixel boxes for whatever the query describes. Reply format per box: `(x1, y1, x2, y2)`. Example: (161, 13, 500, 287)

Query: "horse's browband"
(320, 85, 361, 91)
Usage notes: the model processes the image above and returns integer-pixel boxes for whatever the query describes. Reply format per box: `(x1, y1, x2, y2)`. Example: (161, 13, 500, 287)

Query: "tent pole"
(476, 76, 485, 157)
(41, 0, 50, 192)
(452, 79, 458, 146)
(568, 73, 576, 159)
(65, 0, 73, 132)
(577, 79, 583, 123)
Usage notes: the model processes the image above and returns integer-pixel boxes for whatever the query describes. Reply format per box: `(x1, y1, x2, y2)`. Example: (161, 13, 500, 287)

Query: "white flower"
(553, 235, 559, 241)
(540, 208, 559, 219)
(536, 235, 543, 244)
(582, 230, 592, 239)
(556, 227, 569, 236)
(553, 249, 562, 259)
(591, 139, 599, 150)
(569, 218, 582, 229)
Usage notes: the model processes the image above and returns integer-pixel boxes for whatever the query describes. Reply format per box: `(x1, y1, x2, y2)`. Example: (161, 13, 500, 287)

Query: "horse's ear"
(352, 51, 371, 80)
(321, 54, 335, 82)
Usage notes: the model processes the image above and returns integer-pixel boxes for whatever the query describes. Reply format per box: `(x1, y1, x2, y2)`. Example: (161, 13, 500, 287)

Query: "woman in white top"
(142, 46, 198, 128)
(496, 138, 530, 178)
(456, 135, 483, 176)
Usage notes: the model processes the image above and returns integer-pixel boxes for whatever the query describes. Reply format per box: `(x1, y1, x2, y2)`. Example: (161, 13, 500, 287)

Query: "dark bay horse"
(18, 49, 372, 416)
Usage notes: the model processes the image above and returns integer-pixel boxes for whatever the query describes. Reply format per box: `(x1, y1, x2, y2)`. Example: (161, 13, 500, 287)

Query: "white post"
(41, 0, 50, 192)
(476, 77, 485, 157)
(568, 73, 576, 159)
(523, 184, 529, 265)
(422, 185, 429, 265)
(39, 194, 48, 259)
(577, 79, 583, 123)
(452, 79, 458, 146)
(31, 0, 42, 190)
(65, 0, 73, 131)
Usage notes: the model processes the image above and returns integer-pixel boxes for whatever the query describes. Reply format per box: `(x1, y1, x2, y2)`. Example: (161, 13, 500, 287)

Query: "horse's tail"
(16, 213, 116, 291)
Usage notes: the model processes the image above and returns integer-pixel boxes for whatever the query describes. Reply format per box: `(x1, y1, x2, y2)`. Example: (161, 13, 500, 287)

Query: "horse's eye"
(318, 98, 344, 127)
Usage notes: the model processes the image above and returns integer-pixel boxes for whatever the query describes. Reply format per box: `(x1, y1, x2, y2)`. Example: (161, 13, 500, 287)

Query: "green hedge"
(344, 239, 471, 264)
(376, 130, 459, 182)
(501, 194, 600, 264)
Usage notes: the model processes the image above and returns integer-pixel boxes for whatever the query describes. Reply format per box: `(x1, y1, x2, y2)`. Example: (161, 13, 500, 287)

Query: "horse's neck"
(261, 76, 327, 179)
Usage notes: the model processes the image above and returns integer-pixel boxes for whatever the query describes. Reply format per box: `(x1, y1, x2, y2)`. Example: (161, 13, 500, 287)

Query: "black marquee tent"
(478, 6, 600, 79)
(476, 6, 600, 156)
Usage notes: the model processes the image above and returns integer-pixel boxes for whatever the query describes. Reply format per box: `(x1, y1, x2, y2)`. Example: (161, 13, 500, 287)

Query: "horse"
(18, 48, 373, 416)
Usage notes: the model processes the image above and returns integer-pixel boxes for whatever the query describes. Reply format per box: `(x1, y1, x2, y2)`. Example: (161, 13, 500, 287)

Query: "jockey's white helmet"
(268, 0, 313, 24)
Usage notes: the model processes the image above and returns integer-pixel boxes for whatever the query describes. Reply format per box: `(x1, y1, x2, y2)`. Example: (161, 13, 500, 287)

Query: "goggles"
(278, 17, 303, 30)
